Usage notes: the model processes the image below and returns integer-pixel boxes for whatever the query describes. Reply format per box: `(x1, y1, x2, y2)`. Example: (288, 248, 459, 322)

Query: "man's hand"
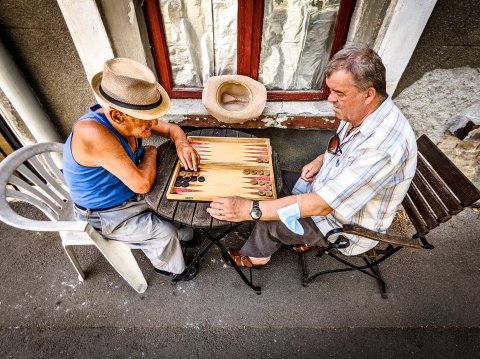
(150, 121, 201, 171)
(175, 140, 200, 171)
(301, 154, 324, 182)
(207, 196, 252, 222)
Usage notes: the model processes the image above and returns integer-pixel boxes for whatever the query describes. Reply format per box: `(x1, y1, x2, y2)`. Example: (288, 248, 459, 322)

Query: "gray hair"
(324, 43, 387, 97)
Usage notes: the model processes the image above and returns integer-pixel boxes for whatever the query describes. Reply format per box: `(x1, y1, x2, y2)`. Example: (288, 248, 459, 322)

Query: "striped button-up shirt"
(307, 97, 417, 255)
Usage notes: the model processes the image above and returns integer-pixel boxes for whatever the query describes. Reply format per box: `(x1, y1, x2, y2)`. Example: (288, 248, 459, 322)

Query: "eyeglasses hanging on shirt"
(326, 122, 361, 156)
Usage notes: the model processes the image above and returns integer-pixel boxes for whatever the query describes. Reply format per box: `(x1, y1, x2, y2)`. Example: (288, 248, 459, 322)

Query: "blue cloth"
(276, 196, 304, 235)
(63, 104, 144, 208)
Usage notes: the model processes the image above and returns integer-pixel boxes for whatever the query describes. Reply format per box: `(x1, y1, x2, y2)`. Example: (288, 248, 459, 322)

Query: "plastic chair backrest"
(0, 142, 87, 232)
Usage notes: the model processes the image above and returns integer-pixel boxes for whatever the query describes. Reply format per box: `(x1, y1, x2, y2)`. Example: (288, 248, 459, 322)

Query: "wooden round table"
(144, 128, 282, 294)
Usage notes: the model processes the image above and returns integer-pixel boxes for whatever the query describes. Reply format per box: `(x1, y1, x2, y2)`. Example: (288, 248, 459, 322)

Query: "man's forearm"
(152, 122, 188, 146)
(315, 154, 324, 167)
(136, 148, 157, 192)
(209, 190, 333, 223)
(258, 192, 332, 221)
(169, 124, 189, 147)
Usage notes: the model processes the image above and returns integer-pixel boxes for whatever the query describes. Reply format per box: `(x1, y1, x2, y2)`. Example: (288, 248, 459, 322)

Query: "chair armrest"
(342, 224, 422, 249)
(0, 206, 88, 232)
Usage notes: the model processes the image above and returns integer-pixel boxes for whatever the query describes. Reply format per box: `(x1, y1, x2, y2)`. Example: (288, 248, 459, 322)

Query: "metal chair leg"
(299, 251, 309, 286)
(173, 225, 262, 294)
(218, 241, 261, 295)
(363, 256, 387, 299)
(300, 246, 402, 298)
(419, 235, 434, 249)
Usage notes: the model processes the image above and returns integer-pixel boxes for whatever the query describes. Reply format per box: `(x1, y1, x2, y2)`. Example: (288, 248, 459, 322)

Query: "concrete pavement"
(0, 129, 479, 358)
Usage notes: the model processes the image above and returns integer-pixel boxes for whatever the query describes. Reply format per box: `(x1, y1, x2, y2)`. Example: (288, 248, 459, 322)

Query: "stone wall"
(395, 68, 480, 144)
(396, 68, 480, 206)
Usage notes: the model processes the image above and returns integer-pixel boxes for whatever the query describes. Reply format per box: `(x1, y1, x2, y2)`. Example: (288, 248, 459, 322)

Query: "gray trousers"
(74, 197, 186, 274)
(240, 171, 326, 258)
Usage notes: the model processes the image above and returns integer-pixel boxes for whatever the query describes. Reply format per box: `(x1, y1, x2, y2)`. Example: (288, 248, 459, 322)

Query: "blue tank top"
(63, 104, 144, 208)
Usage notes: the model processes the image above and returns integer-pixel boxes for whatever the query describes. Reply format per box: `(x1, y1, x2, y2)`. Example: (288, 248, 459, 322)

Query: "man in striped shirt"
(208, 44, 417, 266)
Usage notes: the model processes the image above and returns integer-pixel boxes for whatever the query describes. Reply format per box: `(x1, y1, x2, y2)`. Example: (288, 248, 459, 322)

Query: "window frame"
(143, 0, 356, 100)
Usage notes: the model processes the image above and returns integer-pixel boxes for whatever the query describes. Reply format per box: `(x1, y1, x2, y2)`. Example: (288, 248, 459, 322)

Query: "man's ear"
(365, 87, 376, 105)
(109, 109, 125, 124)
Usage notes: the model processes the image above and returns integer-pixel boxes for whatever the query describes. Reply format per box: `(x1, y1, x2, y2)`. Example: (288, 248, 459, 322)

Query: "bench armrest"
(342, 224, 422, 249)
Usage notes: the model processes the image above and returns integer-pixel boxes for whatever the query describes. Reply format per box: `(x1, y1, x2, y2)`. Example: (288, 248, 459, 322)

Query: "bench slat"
(411, 170, 451, 223)
(406, 181, 439, 230)
(417, 135, 480, 207)
(416, 155, 463, 215)
(402, 194, 429, 237)
(145, 141, 171, 210)
(175, 200, 196, 227)
(154, 142, 179, 220)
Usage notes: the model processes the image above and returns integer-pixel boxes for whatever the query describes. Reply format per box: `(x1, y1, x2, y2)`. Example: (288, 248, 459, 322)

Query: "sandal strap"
(228, 249, 253, 268)
(238, 256, 253, 268)
(292, 243, 311, 253)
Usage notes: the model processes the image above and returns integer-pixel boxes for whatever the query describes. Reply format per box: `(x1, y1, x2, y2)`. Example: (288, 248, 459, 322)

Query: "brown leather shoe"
(227, 249, 254, 268)
(291, 243, 311, 253)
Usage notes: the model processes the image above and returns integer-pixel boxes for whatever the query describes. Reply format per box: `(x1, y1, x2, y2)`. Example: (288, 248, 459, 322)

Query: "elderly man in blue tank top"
(63, 58, 200, 281)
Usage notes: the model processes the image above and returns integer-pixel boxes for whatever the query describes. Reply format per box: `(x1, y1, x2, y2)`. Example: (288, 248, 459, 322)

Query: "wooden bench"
(299, 134, 480, 298)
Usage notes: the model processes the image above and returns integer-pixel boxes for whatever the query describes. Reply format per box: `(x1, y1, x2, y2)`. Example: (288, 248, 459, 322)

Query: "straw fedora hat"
(91, 57, 170, 120)
(202, 75, 267, 124)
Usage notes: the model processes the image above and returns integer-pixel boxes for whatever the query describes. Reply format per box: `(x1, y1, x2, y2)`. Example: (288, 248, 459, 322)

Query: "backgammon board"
(166, 136, 277, 201)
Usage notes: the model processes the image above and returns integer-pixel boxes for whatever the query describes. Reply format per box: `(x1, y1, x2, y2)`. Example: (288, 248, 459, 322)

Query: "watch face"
(251, 208, 262, 220)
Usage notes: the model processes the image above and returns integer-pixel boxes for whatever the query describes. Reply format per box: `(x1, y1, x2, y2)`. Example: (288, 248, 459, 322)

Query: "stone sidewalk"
(1, 67, 480, 358)
(0, 202, 479, 358)
(1, 125, 479, 358)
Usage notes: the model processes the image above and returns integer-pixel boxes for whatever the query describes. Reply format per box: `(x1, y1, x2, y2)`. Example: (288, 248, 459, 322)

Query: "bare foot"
(249, 256, 271, 266)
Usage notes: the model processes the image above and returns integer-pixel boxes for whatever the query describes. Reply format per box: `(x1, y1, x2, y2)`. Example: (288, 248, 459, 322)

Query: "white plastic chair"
(0, 142, 147, 293)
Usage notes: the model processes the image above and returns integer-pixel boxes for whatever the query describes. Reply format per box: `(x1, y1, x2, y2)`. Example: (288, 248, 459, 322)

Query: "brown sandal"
(227, 249, 254, 268)
(291, 243, 311, 253)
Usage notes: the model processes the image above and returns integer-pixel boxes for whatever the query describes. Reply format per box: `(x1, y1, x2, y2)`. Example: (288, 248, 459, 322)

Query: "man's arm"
(208, 153, 328, 221)
(71, 119, 157, 193)
(300, 154, 324, 182)
(151, 121, 200, 170)
(207, 192, 333, 222)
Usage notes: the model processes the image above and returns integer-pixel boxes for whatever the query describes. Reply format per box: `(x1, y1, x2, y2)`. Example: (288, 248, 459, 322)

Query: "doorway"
(0, 115, 22, 161)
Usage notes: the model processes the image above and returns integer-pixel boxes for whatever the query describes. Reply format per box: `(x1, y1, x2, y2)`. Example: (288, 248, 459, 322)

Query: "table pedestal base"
(171, 225, 262, 295)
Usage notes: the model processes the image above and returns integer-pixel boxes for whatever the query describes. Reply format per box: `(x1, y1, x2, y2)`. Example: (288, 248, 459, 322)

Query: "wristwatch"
(250, 200, 262, 220)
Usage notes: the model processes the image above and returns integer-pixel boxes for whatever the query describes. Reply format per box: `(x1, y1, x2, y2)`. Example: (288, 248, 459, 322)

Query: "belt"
(74, 194, 145, 212)
(74, 203, 119, 212)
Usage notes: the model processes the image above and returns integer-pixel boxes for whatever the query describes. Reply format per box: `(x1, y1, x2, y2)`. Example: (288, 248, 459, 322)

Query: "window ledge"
(164, 99, 337, 129)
